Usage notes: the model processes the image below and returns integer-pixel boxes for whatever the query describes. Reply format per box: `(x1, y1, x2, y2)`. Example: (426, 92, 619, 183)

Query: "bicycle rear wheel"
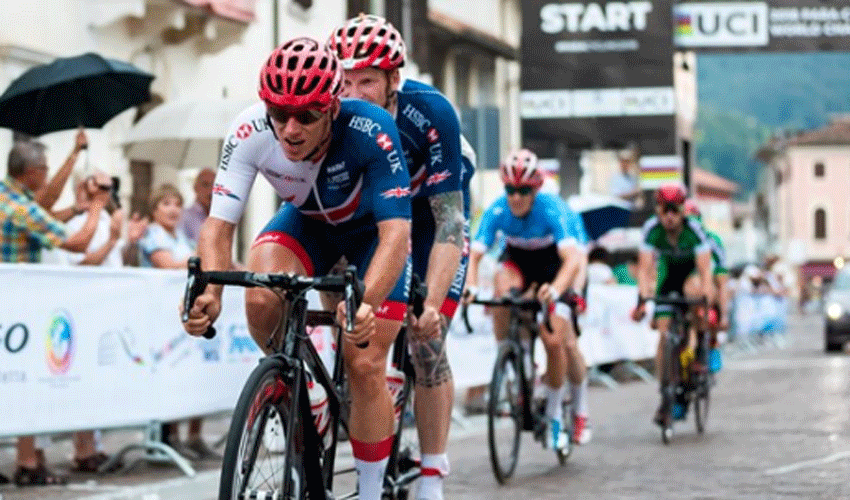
(694, 375, 710, 434)
(220, 357, 308, 500)
(487, 348, 523, 484)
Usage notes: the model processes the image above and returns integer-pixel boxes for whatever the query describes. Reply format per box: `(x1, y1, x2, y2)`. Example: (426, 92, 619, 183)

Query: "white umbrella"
(123, 97, 256, 168)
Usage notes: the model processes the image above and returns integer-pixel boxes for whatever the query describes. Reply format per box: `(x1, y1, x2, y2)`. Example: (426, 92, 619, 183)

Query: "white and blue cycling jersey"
(396, 79, 474, 317)
(209, 99, 413, 320)
(472, 192, 583, 254)
(472, 192, 586, 290)
(211, 100, 411, 225)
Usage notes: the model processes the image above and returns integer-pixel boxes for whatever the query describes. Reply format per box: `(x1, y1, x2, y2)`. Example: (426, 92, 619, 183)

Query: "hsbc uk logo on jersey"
(235, 123, 253, 140)
(427, 127, 440, 143)
(376, 133, 394, 151)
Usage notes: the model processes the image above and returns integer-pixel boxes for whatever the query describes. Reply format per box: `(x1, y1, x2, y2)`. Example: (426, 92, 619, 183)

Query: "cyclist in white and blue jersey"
(328, 15, 474, 500)
(182, 38, 412, 500)
(464, 149, 592, 449)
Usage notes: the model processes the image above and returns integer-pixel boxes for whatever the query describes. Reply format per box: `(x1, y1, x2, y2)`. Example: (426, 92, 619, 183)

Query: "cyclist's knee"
(245, 288, 282, 329)
(540, 327, 564, 349)
(410, 333, 452, 388)
(345, 350, 384, 382)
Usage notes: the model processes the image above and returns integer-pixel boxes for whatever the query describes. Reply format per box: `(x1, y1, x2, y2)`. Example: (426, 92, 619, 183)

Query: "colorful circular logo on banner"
(45, 309, 74, 374)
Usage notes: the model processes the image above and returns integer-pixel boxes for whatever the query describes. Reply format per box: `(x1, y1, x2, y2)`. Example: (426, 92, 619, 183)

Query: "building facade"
(0, 0, 523, 255)
(757, 117, 850, 280)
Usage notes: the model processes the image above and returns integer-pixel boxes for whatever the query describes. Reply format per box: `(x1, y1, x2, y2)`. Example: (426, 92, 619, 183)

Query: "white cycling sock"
(571, 376, 589, 418)
(351, 436, 392, 500)
(545, 384, 565, 421)
(417, 453, 449, 500)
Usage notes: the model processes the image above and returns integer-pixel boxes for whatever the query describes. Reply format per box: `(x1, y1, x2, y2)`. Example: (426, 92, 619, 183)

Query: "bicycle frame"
(184, 257, 425, 500)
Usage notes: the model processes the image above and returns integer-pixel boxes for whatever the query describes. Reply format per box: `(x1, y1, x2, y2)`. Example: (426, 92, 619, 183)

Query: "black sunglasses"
(505, 185, 533, 196)
(267, 106, 324, 126)
(660, 203, 682, 214)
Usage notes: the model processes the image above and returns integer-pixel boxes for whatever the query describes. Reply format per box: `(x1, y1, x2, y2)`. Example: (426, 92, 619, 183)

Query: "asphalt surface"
(3, 312, 849, 499)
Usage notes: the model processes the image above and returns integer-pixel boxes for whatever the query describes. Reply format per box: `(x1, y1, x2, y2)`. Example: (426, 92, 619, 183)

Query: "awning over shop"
(180, 0, 256, 23)
(428, 9, 518, 60)
(799, 261, 837, 280)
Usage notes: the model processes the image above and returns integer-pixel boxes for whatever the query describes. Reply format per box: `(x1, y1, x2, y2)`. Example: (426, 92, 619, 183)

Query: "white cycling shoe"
(545, 418, 570, 450)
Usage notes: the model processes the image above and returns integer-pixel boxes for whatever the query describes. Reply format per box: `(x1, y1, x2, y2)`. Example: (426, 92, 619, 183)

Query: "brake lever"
(343, 266, 368, 349)
(183, 257, 216, 339)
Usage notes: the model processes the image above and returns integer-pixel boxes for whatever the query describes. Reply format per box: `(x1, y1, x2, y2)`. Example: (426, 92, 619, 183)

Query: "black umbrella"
(0, 52, 154, 136)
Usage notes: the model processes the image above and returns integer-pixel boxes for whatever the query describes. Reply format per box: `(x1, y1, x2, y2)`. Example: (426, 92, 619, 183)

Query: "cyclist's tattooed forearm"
(411, 323, 452, 387)
(429, 191, 464, 249)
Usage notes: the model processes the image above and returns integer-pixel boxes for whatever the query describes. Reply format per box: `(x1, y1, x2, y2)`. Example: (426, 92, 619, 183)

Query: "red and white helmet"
(655, 183, 687, 206)
(683, 198, 701, 216)
(258, 37, 343, 111)
(327, 14, 406, 71)
(500, 149, 543, 188)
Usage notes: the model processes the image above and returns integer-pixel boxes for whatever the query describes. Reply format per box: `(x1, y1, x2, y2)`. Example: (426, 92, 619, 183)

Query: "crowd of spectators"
(0, 131, 219, 485)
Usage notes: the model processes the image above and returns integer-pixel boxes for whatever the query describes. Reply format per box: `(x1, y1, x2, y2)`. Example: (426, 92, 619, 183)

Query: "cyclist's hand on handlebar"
(568, 290, 587, 313)
(410, 305, 443, 341)
(631, 302, 646, 322)
(336, 301, 376, 346)
(537, 283, 558, 305)
(182, 290, 221, 337)
(461, 286, 477, 305)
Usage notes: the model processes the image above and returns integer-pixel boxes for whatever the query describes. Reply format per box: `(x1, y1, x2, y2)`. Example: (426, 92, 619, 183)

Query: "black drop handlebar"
(462, 288, 552, 334)
(181, 257, 364, 344)
(638, 295, 708, 308)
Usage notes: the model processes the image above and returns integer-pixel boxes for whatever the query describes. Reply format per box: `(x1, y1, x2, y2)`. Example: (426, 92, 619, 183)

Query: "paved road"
(3, 312, 849, 499)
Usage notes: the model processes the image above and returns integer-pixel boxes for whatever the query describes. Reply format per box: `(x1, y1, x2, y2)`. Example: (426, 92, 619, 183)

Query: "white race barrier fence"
(1, 265, 658, 473)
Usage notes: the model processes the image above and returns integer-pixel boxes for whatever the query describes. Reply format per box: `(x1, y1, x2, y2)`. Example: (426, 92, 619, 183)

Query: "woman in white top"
(138, 184, 219, 460)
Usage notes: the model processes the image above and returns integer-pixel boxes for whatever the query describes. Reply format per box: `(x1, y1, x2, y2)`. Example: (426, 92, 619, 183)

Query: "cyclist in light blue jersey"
(464, 149, 592, 448)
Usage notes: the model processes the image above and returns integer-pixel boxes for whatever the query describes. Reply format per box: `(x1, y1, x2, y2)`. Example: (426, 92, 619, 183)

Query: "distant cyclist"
(328, 15, 474, 500)
(464, 149, 591, 449)
(631, 184, 714, 424)
(684, 198, 726, 372)
(182, 38, 412, 500)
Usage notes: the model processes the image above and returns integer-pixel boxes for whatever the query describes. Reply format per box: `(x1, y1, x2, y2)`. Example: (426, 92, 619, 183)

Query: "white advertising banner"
(446, 283, 658, 389)
(0, 264, 259, 437)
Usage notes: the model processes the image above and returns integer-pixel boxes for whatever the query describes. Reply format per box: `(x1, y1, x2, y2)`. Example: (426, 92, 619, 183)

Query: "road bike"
(182, 257, 424, 499)
(462, 289, 579, 484)
(647, 294, 711, 444)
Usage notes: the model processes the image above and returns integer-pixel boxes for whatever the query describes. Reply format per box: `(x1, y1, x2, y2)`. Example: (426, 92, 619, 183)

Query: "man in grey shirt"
(609, 147, 641, 207)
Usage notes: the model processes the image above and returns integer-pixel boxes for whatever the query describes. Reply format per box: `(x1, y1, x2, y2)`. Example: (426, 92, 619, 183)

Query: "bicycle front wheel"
(487, 348, 523, 484)
(219, 357, 307, 500)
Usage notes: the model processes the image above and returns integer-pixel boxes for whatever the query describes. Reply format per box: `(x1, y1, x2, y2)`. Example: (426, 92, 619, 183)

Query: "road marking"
(76, 470, 219, 500)
(763, 450, 850, 475)
(727, 356, 850, 371)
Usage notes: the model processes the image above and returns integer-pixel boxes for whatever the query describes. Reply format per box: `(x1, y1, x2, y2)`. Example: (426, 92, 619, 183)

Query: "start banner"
(0, 263, 258, 437)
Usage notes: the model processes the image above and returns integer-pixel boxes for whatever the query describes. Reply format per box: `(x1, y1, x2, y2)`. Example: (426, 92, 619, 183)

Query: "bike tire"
(694, 377, 710, 434)
(219, 357, 308, 500)
(487, 348, 523, 484)
(660, 333, 679, 445)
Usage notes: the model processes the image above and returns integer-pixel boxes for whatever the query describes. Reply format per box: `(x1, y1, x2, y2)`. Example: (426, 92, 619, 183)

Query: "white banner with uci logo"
(0, 263, 259, 437)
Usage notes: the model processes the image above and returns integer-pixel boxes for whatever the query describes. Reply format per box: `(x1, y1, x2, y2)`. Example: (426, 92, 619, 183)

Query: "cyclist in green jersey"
(684, 199, 726, 372)
(631, 184, 714, 424)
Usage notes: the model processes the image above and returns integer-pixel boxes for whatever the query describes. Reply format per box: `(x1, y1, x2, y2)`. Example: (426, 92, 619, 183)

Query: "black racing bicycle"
(182, 257, 424, 500)
(647, 294, 711, 444)
(462, 289, 580, 484)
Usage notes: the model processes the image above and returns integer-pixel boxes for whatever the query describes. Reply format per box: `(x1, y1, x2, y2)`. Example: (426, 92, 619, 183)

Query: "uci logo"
(1, 323, 29, 354)
(674, 3, 769, 48)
